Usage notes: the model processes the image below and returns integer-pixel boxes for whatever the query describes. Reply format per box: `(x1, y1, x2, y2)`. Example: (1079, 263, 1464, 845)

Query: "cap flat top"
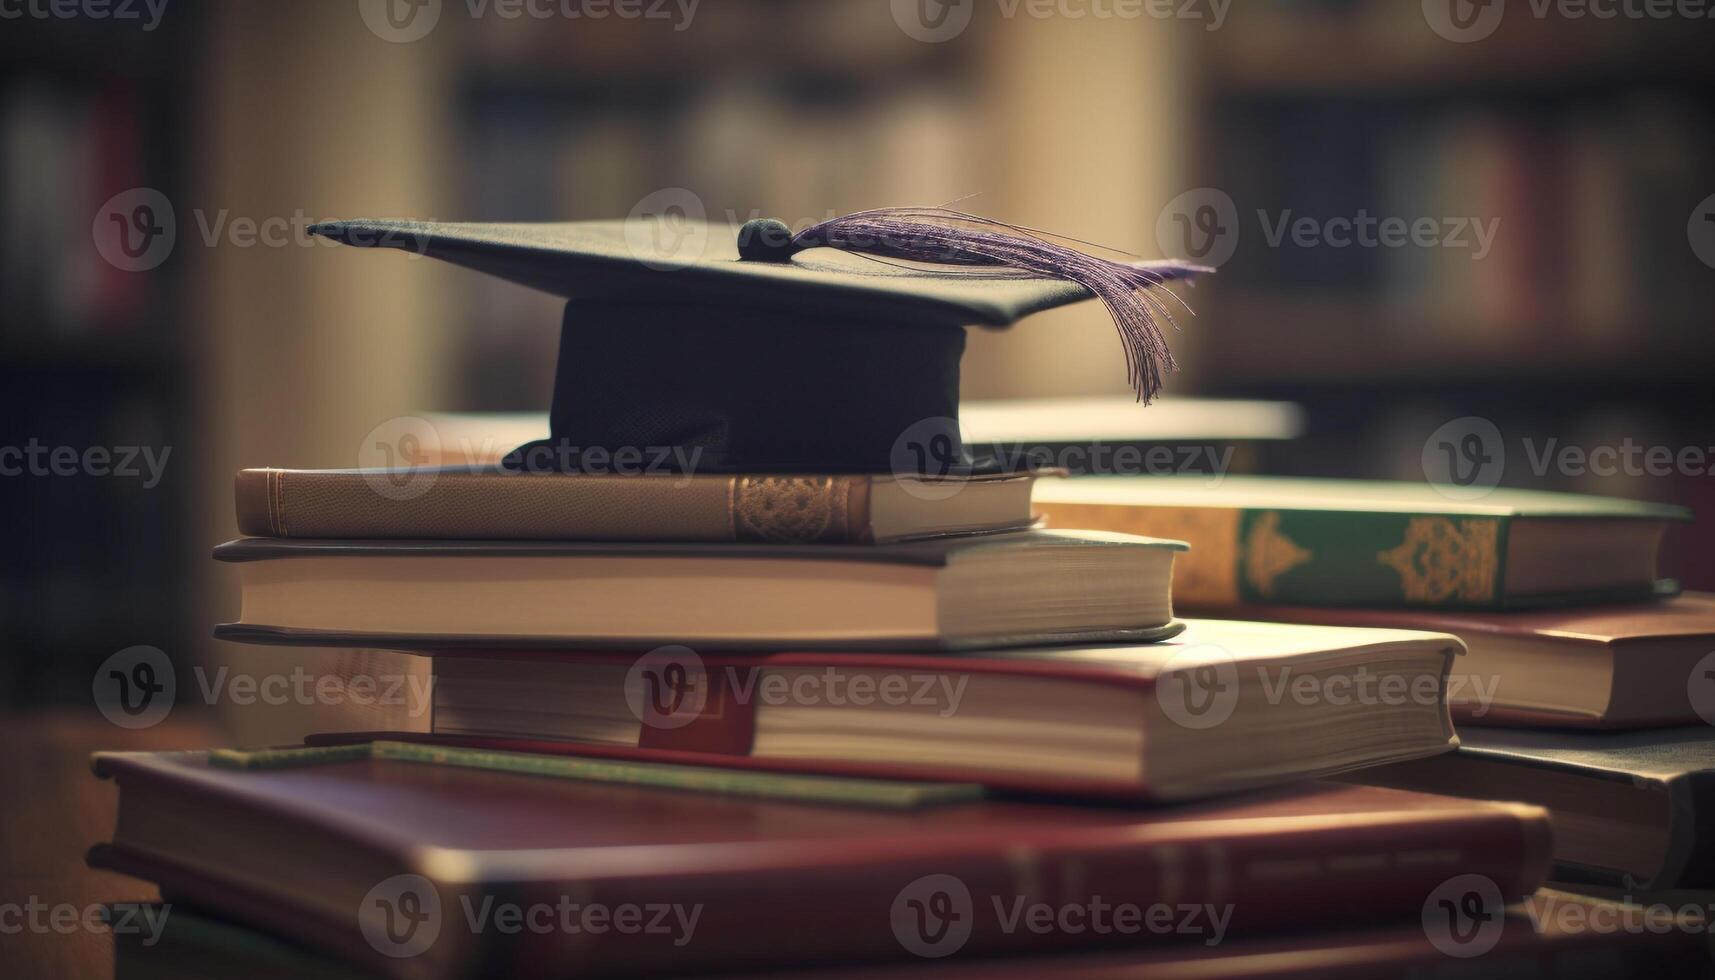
(312, 219, 1094, 328)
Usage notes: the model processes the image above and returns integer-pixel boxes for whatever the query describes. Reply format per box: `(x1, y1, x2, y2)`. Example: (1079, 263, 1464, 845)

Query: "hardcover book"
(1209, 593, 1715, 728)
(1035, 475, 1688, 609)
(1353, 726, 1715, 890)
(91, 748, 1550, 979)
(233, 467, 1040, 544)
(110, 891, 1714, 980)
(393, 618, 1461, 801)
(212, 530, 1186, 651)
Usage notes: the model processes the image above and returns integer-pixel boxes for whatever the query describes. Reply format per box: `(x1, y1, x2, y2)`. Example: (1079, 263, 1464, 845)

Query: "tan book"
(212, 530, 1186, 651)
(235, 467, 1038, 543)
(1190, 594, 1715, 729)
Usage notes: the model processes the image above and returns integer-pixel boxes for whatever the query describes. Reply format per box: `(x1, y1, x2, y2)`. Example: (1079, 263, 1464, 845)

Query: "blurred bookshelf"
(1186, 0, 1715, 588)
(437, 0, 989, 413)
(0, 8, 201, 704)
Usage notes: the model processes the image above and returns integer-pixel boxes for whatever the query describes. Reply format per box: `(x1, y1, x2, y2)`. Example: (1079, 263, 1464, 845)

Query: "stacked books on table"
(89, 220, 1710, 977)
(97, 466, 1527, 976)
(1038, 474, 1714, 893)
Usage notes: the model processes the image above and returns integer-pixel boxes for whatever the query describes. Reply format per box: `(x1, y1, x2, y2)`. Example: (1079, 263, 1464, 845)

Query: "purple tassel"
(738, 207, 1212, 402)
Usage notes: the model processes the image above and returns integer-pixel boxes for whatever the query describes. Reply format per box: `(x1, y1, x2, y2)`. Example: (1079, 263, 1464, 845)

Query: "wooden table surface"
(0, 709, 218, 979)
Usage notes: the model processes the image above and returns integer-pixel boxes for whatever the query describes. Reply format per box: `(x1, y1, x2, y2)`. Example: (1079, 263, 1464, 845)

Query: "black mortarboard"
(311, 211, 1204, 473)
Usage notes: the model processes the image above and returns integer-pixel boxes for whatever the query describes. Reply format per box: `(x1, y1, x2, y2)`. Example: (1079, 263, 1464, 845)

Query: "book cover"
(1035, 475, 1688, 609)
(233, 467, 1040, 544)
(91, 748, 1551, 979)
(1353, 726, 1715, 891)
(363, 618, 1460, 801)
(1197, 593, 1715, 728)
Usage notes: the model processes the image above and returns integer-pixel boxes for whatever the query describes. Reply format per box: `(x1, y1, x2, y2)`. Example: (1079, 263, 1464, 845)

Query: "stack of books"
(89, 219, 1710, 977)
(1039, 475, 1714, 893)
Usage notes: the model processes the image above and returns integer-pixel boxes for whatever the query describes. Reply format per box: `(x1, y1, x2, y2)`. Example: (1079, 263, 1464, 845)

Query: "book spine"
(1039, 501, 1513, 608)
(233, 471, 873, 543)
(510, 807, 1549, 976)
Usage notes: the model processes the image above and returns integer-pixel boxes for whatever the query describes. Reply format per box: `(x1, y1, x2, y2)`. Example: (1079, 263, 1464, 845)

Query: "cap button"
(737, 218, 797, 263)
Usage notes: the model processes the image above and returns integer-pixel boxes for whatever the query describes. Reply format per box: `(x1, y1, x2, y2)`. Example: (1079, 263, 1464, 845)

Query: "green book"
(207, 740, 984, 810)
(1036, 476, 1689, 610)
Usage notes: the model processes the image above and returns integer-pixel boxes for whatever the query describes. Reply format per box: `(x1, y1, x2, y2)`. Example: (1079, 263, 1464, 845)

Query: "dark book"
(1353, 726, 1715, 891)
(91, 747, 1550, 979)
(1196, 593, 1715, 729)
(1035, 476, 1689, 610)
(111, 890, 1714, 980)
(382, 618, 1459, 802)
(212, 531, 1185, 651)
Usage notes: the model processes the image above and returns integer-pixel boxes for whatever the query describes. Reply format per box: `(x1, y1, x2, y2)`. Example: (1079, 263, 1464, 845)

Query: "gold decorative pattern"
(1377, 517, 1500, 603)
(732, 477, 852, 542)
(1243, 511, 1312, 596)
(1035, 502, 1244, 605)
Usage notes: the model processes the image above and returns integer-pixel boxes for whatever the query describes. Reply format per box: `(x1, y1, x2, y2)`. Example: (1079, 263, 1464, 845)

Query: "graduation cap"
(311, 208, 1207, 474)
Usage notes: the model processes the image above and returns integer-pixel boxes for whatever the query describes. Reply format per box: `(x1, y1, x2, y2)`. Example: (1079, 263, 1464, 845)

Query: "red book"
(90, 748, 1550, 979)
